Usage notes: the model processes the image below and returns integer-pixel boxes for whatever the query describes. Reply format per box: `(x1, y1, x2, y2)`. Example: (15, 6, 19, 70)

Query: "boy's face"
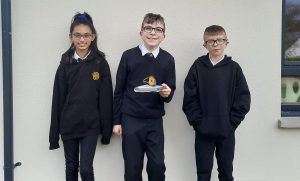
(203, 32, 228, 58)
(140, 21, 165, 51)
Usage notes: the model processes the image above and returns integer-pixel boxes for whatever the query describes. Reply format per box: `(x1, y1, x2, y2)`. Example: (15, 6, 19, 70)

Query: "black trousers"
(122, 114, 166, 181)
(195, 132, 235, 181)
(63, 135, 98, 181)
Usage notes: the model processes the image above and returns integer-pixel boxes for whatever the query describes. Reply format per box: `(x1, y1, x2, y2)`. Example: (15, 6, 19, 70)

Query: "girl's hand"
(113, 125, 122, 137)
(159, 83, 171, 97)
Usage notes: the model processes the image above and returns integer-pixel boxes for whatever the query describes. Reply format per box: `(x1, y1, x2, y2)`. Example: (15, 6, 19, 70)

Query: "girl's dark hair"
(65, 12, 105, 58)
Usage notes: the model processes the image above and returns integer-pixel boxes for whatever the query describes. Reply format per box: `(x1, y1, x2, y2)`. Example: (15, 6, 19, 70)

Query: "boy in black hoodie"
(182, 25, 250, 181)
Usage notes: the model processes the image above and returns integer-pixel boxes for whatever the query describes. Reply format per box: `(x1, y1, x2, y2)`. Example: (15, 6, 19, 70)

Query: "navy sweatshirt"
(113, 46, 176, 125)
(49, 50, 113, 150)
(182, 54, 250, 138)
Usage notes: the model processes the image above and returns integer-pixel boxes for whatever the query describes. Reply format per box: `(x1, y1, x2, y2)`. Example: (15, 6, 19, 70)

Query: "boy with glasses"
(113, 13, 176, 181)
(182, 25, 251, 181)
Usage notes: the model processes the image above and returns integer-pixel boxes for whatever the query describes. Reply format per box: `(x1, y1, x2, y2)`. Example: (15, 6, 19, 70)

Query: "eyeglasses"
(205, 39, 227, 46)
(142, 26, 165, 34)
(72, 33, 93, 40)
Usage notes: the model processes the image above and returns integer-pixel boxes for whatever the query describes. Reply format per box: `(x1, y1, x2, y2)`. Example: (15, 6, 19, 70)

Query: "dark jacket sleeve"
(99, 60, 113, 144)
(113, 53, 128, 125)
(230, 65, 251, 128)
(182, 62, 202, 126)
(49, 64, 67, 150)
(161, 58, 176, 103)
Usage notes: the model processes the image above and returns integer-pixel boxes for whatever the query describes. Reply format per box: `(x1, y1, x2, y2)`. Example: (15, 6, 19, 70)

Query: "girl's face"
(70, 24, 95, 53)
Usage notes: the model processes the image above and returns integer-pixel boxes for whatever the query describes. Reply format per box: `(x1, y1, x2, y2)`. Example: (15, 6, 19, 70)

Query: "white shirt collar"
(139, 44, 160, 58)
(73, 50, 91, 61)
(209, 55, 225, 66)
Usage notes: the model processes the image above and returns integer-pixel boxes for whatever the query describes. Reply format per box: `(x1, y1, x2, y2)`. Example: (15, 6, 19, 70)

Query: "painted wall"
(2, 0, 299, 181)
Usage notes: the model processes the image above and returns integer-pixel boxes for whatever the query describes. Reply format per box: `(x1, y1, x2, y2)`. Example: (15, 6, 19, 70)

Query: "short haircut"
(204, 25, 227, 40)
(141, 13, 165, 31)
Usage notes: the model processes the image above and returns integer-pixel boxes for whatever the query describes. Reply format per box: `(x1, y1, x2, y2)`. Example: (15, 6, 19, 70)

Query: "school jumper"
(182, 54, 250, 181)
(49, 50, 113, 181)
(113, 46, 176, 181)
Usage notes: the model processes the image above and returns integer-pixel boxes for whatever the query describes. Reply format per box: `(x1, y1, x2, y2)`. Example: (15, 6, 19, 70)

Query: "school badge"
(134, 75, 163, 92)
(92, 72, 100, 80)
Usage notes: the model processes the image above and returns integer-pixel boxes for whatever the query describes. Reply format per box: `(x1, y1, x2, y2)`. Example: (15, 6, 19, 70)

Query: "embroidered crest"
(92, 72, 100, 80)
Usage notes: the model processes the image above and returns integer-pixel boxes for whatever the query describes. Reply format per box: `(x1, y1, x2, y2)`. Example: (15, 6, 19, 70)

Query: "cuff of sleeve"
(113, 119, 121, 125)
(101, 137, 110, 145)
(160, 96, 171, 103)
(192, 122, 200, 131)
(231, 119, 241, 128)
(49, 142, 60, 150)
(230, 114, 242, 128)
(189, 118, 200, 126)
(189, 118, 201, 131)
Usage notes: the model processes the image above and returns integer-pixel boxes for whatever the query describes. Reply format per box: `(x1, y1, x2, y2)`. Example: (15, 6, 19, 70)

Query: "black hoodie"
(182, 54, 251, 138)
(49, 50, 113, 150)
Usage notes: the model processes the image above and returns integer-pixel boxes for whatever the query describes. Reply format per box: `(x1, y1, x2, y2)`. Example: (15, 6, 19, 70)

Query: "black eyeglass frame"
(71, 33, 94, 40)
(142, 26, 165, 34)
(205, 39, 228, 46)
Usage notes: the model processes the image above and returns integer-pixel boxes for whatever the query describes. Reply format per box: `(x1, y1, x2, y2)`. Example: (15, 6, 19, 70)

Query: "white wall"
(1, 0, 298, 181)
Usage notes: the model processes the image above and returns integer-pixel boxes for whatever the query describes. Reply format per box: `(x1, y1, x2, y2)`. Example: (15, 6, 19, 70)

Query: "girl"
(49, 12, 113, 181)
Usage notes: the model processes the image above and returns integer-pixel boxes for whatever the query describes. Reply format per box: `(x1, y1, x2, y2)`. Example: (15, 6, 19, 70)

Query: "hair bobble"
(75, 15, 88, 21)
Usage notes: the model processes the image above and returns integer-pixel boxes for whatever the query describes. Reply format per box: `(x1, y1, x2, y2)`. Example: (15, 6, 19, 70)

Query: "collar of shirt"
(139, 44, 160, 58)
(209, 55, 225, 66)
(73, 50, 91, 61)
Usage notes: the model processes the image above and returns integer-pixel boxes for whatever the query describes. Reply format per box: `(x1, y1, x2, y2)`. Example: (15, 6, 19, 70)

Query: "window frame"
(281, 0, 300, 116)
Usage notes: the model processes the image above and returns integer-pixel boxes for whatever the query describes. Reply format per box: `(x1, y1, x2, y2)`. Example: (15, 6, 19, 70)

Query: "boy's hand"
(113, 125, 122, 136)
(159, 83, 171, 97)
